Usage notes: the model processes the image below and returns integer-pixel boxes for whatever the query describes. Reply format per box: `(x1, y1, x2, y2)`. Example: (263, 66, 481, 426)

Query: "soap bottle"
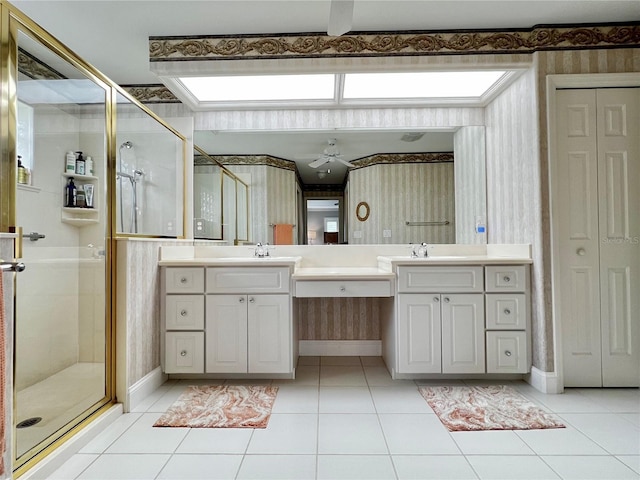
(85, 155, 94, 176)
(65, 177, 76, 207)
(75, 151, 85, 175)
(17, 156, 26, 184)
(65, 151, 76, 174)
(75, 184, 86, 208)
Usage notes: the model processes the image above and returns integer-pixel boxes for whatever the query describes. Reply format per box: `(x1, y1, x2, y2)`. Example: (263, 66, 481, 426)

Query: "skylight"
(179, 74, 335, 102)
(342, 71, 507, 99)
(173, 70, 516, 108)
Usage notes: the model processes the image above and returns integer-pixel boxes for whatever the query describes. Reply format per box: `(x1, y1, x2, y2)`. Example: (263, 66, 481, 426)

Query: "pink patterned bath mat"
(419, 385, 565, 432)
(154, 385, 278, 428)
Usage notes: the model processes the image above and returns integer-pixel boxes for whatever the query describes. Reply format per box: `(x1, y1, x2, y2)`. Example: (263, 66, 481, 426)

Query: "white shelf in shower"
(62, 172, 98, 181)
(61, 217, 99, 227)
(62, 207, 99, 213)
(61, 172, 99, 227)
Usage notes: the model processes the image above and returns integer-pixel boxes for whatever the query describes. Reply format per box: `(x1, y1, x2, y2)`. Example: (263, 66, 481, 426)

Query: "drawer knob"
(577, 247, 586, 256)
(180, 350, 187, 357)
(504, 350, 512, 357)
(504, 308, 511, 315)
(339, 286, 346, 292)
(443, 297, 450, 303)
(249, 297, 255, 303)
(180, 309, 188, 317)
(503, 276, 511, 282)
(239, 297, 245, 303)
(180, 277, 188, 284)
(434, 296, 440, 302)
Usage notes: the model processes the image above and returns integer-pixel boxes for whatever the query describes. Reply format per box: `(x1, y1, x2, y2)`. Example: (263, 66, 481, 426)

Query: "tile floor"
(44, 357, 639, 479)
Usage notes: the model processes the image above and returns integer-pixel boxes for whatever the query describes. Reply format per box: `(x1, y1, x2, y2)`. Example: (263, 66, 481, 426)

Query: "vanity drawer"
(486, 331, 528, 374)
(485, 265, 527, 292)
(206, 267, 290, 294)
(165, 331, 204, 374)
(397, 266, 484, 293)
(164, 267, 205, 293)
(165, 295, 205, 330)
(295, 279, 392, 297)
(485, 294, 527, 330)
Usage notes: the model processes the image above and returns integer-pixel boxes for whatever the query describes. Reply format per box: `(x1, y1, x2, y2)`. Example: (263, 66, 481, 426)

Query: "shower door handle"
(0, 261, 26, 272)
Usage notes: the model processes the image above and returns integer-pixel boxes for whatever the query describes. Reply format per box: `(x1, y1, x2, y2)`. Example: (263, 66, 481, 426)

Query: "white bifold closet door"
(556, 87, 639, 387)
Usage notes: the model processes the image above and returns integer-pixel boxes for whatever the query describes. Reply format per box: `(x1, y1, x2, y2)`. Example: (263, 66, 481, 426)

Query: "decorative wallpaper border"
(18, 48, 65, 80)
(149, 24, 639, 62)
(350, 152, 453, 169)
(121, 84, 181, 103)
(194, 154, 297, 171)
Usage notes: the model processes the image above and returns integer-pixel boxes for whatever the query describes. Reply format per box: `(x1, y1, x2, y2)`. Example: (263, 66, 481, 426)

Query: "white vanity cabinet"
(397, 266, 485, 374)
(485, 265, 530, 373)
(161, 264, 294, 377)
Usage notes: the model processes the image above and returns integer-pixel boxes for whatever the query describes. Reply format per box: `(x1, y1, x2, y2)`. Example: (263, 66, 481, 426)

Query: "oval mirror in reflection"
(356, 201, 370, 222)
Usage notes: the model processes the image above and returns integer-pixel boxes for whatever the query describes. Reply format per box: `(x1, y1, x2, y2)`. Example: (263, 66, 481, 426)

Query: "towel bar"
(405, 221, 450, 227)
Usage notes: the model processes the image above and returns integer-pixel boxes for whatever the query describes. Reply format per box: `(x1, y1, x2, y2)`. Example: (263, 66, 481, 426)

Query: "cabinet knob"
(239, 297, 245, 303)
(504, 350, 512, 357)
(443, 297, 450, 303)
(180, 350, 187, 357)
(249, 297, 255, 303)
(503, 276, 511, 282)
(504, 308, 511, 315)
(180, 309, 188, 317)
(433, 296, 440, 302)
(577, 247, 586, 256)
(180, 277, 188, 284)
(339, 286, 346, 292)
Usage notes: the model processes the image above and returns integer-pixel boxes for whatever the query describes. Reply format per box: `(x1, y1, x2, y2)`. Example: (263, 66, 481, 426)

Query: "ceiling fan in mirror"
(328, 0, 354, 36)
(306, 138, 354, 169)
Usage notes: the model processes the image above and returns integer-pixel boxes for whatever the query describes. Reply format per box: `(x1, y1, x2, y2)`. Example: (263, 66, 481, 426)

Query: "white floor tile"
(105, 413, 189, 454)
(617, 456, 640, 474)
(466, 455, 561, 479)
(515, 425, 609, 455)
(560, 413, 640, 455)
(223, 378, 274, 385)
(413, 378, 466, 386)
(76, 454, 170, 479)
(274, 365, 320, 386)
(319, 387, 376, 413)
(44, 454, 99, 480)
(320, 365, 367, 386)
(156, 454, 242, 479)
(620, 413, 640, 428)
(317, 455, 397, 480)
(574, 388, 640, 413)
(146, 384, 190, 412)
(236, 454, 316, 480)
(78, 413, 142, 454)
(318, 414, 388, 454)
(130, 382, 178, 413)
(378, 414, 460, 455)
(541, 455, 640, 479)
(271, 385, 319, 413)
(523, 389, 606, 413)
(370, 386, 434, 413)
(361, 356, 387, 367)
(321, 356, 363, 366)
(393, 455, 478, 480)
(365, 366, 415, 387)
(246, 413, 317, 454)
(298, 356, 320, 366)
(452, 430, 535, 455)
(175, 428, 253, 454)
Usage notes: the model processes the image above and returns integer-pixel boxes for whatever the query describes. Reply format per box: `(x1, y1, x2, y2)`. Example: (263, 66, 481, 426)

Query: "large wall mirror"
(193, 126, 487, 245)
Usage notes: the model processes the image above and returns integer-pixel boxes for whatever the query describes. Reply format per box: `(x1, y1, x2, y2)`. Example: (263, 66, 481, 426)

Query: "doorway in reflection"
(306, 199, 343, 244)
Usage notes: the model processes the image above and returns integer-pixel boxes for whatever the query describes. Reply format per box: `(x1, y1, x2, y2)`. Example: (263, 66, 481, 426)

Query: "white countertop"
(293, 267, 395, 280)
(159, 256, 301, 267)
(377, 255, 533, 271)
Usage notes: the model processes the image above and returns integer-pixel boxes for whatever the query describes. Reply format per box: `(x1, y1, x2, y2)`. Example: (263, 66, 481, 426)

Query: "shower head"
(120, 141, 133, 149)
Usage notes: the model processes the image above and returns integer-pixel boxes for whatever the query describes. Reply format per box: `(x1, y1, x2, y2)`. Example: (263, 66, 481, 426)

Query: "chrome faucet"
(411, 242, 429, 258)
(254, 242, 271, 258)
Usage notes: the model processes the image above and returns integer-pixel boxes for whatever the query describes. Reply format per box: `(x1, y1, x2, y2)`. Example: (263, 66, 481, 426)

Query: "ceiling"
(11, 0, 639, 185)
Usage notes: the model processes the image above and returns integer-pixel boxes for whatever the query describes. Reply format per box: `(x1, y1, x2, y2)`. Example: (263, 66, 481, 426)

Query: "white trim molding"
(526, 366, 563, 394)
(127, 366, 167, 413)
(299, 340, 382, 357)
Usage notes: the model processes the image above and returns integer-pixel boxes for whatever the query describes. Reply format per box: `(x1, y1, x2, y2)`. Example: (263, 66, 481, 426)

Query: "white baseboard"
(127, 366, 167, 412)
(21, 404, 123, 480)
(299, 340, 382, 356)
(526, 366, 563, 394)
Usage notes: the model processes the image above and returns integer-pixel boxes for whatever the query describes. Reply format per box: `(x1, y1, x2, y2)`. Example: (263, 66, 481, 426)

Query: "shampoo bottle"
(65, 151, 76, 174)
(85, 155, 94, 176)
(65, 177, 76, 207)
(75, 151, 85, 175)
(17, 156, 26, 184)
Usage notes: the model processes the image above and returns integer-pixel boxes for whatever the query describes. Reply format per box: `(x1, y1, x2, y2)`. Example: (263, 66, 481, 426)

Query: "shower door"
(12, 25, 111, 470)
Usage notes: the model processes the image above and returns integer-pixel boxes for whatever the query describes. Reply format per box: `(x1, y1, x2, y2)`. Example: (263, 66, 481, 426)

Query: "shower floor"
(16, 362, 105, 458)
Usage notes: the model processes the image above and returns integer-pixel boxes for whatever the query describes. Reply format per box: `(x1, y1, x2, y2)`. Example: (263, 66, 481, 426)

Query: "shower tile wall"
(1, 236, 15, 480)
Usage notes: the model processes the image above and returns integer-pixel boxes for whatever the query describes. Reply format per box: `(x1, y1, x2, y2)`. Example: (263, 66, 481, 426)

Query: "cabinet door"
(397, 294, 442, 373)
(248, 295, 291, 373)
(441, 294, 485, 373)
(206, 295, 248, 373)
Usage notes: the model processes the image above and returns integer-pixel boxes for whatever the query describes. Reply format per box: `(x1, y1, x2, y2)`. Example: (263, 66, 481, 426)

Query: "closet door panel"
(597, 88, 640, 387)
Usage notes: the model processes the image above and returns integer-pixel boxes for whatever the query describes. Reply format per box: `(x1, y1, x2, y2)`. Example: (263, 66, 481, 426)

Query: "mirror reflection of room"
(306, 199, 341, 244)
